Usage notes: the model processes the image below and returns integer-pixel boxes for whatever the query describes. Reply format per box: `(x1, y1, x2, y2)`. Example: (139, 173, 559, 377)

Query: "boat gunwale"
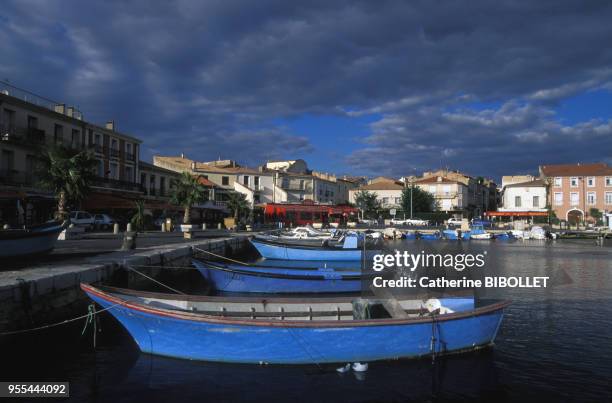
(194, 259, 369, 281)
(250, 237, 379, 252)
(81, 283, 510, 328)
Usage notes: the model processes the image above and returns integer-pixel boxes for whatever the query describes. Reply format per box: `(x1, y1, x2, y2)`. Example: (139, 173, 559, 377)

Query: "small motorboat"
(469, 225, 493, 240)
(494, 232, 516, 241)
(417, 231, 441, 240)
(0, 220, 66, 258)
(442, 229, 471, 240)
(250, 232, 381, 261)
(81, 283, 510, 364)
(193, 259, 366, 293)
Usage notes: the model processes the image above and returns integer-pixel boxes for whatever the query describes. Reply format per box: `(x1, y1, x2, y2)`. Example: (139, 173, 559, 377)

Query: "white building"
(348, 178, 404, 208)
(499, 179, 547, 212)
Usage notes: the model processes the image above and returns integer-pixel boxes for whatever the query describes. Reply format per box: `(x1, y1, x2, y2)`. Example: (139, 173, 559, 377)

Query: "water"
(2, 239, 611, 402)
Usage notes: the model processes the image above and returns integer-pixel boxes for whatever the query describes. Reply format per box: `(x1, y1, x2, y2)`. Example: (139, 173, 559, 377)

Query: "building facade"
(348, 178, 405, 209)
(414, 175, 469, 213)
(540, 162, 612, 223)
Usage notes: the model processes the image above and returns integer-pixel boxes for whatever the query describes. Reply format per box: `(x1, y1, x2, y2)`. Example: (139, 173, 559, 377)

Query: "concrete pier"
(0, 236, 248, 335)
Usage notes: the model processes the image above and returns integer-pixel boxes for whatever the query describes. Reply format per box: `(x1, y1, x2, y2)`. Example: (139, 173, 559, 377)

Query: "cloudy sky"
(2, 0, 612, 181)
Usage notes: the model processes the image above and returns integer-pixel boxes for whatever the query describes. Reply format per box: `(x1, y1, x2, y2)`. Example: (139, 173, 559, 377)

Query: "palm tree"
(226, 192, 249, 221)
(131, 199, 146, 231)
(170, 172, 206, 225)
(37, 146, 97, 220)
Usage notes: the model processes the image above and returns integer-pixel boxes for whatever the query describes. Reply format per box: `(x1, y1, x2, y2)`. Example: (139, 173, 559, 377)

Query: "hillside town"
(2, 81, 612, 230)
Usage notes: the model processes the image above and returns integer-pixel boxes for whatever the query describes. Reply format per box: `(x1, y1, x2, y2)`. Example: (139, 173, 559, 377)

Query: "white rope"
(124, 265, 186, 295)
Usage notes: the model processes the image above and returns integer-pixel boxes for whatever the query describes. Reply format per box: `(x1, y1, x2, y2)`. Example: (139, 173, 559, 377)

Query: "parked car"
(69, 211, 95, 230)
(447, 217, 463, 227)
(405, 218, 429, 226)
(94, 214, 115, 230)
(390, 218, 407, 226)
(359, 218, 377, 226)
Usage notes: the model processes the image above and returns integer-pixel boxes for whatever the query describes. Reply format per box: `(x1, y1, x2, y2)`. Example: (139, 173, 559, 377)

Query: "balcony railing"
(109, 148, 120, 158)
(1, 125, 47, 147)
(92, 177, 142, 193)
(0, 169, 37, 186)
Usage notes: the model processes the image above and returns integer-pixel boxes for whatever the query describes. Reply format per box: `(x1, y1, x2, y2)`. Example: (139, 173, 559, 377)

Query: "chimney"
(66, 106, 74, 118)
(181, 153, 185, 159)
(191, 162, 195, 170)
(105, 121, 115, 131)
(54, 104, 65, 114)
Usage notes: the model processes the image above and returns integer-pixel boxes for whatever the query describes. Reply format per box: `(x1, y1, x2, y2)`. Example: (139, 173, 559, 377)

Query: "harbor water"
(1, 239, 611, 402)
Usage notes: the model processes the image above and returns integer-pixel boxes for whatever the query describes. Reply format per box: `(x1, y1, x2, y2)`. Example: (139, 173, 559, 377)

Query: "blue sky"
(2, 1, 612, 182)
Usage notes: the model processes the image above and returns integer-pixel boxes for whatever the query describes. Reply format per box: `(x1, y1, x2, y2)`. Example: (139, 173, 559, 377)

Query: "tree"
(400, 185, 436, 217)
(353, 190, 380, 219)
(170, 172, 207, 225)
(226, 192, 250, 221)
(131, 199, 146, 231)
(36, 146, 97, 220)
(589, 208, 603, 225)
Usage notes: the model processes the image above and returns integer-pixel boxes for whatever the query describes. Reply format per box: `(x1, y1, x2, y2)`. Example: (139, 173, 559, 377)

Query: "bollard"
(121, 231, 138, 250)
(218, 223, 222, 230)
(126, 223, 133, 232)
(113, 223, 120, 234)
(202, 223, 207, 230)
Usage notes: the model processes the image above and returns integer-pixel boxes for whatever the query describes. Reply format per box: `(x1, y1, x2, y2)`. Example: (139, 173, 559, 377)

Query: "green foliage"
(400, 185, 436, 216)
(227, 192, 250, 220)
(36, 146, 97, 218)
(353, 190, 380, 219)
(170, 172, 207, 224)
(589, 208, 603, 225)
(130, 199, 146, 231)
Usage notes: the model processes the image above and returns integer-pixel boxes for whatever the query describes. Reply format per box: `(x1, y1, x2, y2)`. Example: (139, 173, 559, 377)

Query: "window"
(514, 196, 521, 207)
(605, 192, 612, 205)
(429, 185, 437, 194)
(94, 134, 101, 145)
(111, 139, 118, 150)
(570, 177, 578, 187)
(587, 177, 595, 187)
(299, 179, 305, 190)
(109, 163, 118, 180)
(126, 143, 133, 155)
(554, 177, 562, 187)
(97, 160, 104, 177)
(587, 192, 596, 205)
(570, 192, 579, 206)
(71, 129, 80, 148)
(221, 176, 229, 186)
(54, 124, 63, 144)
(243, 175, 249, 186)
(1, 150, 14, 172)
(606, 177, 612, 187)
(2, 108, 15, 129)
(382, 197, 389, 205)
(160, 177, 166, 196)
(254, 176, 260, 188)
(150, 175, 156, 195)
(442, 185, 451, 195)
(27, 115, 38, 129)
(125, 166, 133, 182)
(554, 192, 563, 206)
(532, 196, 539, 208)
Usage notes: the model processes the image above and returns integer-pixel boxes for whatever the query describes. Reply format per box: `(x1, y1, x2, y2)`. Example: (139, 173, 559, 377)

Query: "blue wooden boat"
(192, 259, 366, 293)
(0, 220, 66, 258)
(442, 229, 471, 240)
(495, 232, 516, 241)
(250, 233, 380, 261)
(81, 283, 510, 364)
(418, 231, 441, 240)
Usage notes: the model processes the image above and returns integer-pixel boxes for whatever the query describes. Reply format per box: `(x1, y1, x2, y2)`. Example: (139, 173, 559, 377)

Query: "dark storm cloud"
(1, 0, 612, 173)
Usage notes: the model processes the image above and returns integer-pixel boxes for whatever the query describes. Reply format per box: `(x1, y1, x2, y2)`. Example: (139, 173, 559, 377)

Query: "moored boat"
(470, 224, 493, 240)
(442, 229, 471, 240)
(193, 259, 366, 293)
(250, 232, 380, 261)
(0, 220, 65, 258)
(81, 283, 510, 364)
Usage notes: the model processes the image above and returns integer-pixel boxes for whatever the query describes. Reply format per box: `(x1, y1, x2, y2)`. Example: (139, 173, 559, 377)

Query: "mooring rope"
(0, 300, 127, 337)
(192, 246, 254, 266)
(123, 265, 186, 295)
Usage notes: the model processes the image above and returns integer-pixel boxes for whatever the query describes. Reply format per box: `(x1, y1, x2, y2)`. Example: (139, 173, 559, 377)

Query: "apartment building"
(0, 81, 143, 222)
(540, 162, 612, 223)
(414, 175, 469, 213)
(348, 178, 405, 208)
(500, 179, 547, 212)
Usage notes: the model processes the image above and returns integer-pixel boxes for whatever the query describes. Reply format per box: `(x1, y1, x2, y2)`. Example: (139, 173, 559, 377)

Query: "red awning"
(485, 211, 548, 217)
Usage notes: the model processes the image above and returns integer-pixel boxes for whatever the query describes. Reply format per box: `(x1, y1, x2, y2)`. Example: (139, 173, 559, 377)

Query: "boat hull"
(82, 285, 508, 365)
(250, 239, 373, 261)
(193, 260, 364, 293)
(0, 222, 64, 258)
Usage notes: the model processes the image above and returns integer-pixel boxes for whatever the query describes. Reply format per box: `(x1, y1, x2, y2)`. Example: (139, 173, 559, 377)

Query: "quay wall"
(0, 236, 248, 335)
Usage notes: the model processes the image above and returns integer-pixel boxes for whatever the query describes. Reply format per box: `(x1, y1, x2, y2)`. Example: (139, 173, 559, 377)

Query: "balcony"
(92, 177, 142, 193)
(1, 125, 47, 147)
(0, 169, 37, 186)
(281, 183, 313, 192)
(109, 148, 120, 159)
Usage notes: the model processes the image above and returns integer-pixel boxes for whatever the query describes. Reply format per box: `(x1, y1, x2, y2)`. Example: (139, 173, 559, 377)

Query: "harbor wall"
(0, 236, 248, 335)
